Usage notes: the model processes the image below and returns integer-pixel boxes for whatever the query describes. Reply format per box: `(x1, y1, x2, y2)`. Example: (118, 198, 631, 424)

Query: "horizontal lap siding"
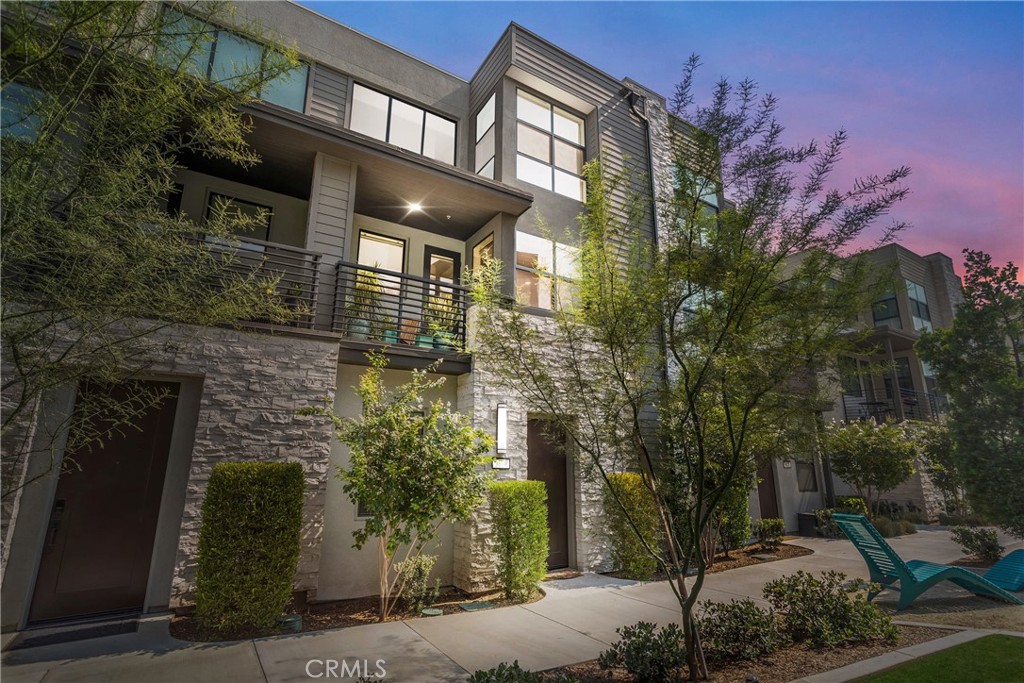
(309, 65, 349, 128)
(470, 30, 512, 113)
(511, 30, 654, 254)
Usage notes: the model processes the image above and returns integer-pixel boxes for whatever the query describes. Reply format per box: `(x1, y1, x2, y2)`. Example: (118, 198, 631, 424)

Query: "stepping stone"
(421, 608, 443, 617)
(750, 553, 777, 561)
(459, 601, 494, 612)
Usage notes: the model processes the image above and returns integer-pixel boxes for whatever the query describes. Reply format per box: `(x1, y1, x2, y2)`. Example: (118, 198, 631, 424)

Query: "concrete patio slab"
(254, 620, 467, 683)
(522, 588, 681, 644)
(22, 641, 264, 683)
(406, 605, 606, 674)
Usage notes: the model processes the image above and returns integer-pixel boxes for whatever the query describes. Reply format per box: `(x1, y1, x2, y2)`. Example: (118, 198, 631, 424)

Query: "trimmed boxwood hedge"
(604, 472, 662, 579)
(194, 461, 305, 636)
(489, 480, 548, 602)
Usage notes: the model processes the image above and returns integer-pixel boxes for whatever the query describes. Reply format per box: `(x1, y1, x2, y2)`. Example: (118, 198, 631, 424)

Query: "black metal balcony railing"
(840, 387, 948, 423)
(202, 235, 321, 328)
(332, 261, 468, 352)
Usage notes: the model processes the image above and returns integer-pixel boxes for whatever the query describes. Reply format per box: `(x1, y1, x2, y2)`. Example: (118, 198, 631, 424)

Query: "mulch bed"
(541, 625, 953, 682)
(169, 587, 543, 642)
(604, 541, 813, 581)
(949, 555, 995, 568)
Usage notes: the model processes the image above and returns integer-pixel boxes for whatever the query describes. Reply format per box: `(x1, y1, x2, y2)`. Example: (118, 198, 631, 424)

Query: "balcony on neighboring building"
(839, 386, 948, 423)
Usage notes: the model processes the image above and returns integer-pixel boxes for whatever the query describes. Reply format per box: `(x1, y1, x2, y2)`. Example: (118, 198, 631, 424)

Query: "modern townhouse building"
(752, 244, 964, 531)
(1, 1, 685, 631)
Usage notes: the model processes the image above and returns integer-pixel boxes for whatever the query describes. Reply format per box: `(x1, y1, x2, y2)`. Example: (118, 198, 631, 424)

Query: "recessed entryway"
(526, 418, 572, 570)
(28, 380, 181, 623)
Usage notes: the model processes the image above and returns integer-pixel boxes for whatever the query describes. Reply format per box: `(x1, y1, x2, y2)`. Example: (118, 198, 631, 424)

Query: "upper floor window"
(905, 279, 933, 332)
(514, 231, 579, 310)
(158, 8, 309, 112)
(475, 93, 496, 179)
(515, 90, 585, 201)
(871, 292, 901, 330)
(350, 83, 456, 165)
(1, 82, 45, 141)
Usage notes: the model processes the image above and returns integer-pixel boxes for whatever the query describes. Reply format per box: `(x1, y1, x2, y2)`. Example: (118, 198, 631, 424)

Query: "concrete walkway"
(3, 528, 1021, 683)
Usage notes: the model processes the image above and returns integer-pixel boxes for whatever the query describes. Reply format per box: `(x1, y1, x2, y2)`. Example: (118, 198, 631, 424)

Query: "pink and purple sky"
(299, 1, 1023, 278)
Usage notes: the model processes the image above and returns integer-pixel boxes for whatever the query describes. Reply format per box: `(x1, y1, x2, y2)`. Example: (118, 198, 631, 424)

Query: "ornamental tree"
(303, 353, 492, 620)
(917, 250, 1024, 536)
(2, 1, 301, 499)
(824, 419, 917, 516)
(470, 55, 908, 680)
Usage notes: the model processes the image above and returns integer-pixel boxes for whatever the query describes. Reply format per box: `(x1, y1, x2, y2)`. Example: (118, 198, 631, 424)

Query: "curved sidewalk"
(3, 528, 1021, 682)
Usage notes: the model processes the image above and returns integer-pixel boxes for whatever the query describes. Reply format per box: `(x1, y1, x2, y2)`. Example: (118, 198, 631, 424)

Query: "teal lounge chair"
(985, 548, 1024, 592)
(832, 513, 1024, 611)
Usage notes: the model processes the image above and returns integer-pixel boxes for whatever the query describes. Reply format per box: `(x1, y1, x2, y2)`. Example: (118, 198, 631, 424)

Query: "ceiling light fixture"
(407, 202, 423, 212)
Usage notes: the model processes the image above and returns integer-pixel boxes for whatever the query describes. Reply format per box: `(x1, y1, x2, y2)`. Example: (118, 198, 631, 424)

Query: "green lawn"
(857, 635, 1024, 683)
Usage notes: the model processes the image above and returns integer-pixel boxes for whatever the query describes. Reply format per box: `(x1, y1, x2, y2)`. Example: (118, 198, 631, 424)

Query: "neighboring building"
(0, 2, 673, 630)
(752, 244, 964, 531)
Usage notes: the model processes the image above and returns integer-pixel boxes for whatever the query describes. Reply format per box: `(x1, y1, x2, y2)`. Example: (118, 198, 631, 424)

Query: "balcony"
(202, 236, 321, 329)
(839, 387, 948, 423)
(332, 261, 468, 353)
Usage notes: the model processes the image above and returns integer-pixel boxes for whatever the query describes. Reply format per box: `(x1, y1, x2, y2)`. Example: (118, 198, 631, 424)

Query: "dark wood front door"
(29, 381, 180, 622)
(527, 419, 570, 570)
(756, 461, 780, 520)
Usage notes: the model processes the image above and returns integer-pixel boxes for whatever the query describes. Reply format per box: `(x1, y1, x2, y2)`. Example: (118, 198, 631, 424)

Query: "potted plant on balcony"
(424, 291, 460, 351)
(347, 269, 384, 340)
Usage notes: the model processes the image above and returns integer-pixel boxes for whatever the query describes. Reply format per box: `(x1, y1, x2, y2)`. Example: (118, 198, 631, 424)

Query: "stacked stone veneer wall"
(0, 323, 339, 605)
(453, 312, 625, 593)
(161, 326, 339, 604)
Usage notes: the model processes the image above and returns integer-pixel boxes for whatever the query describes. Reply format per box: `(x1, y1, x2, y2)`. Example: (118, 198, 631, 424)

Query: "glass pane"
(423, 112, 455, 164)
(517, 90, 550, 131)
(553, 107, 584, 144)
(554, 168, 585, 201)
(516, 232, 553, 271)
(358, 232, 404, 271)
(517, 154, 552, 190)
(555, 243, 580, 280)
(478, 157, 494, 179)
(796, 462, 818, 492)
(158, 8, 214, 78)
(553, 138, 583, 173)
(475, 125, 495, 172)
(473, 234, 495, 267)
(208, 193, 271, 243)
(429, 254, 456, 283)
(388, 99, 424, 153)
(476, 93, 495, 142)
(262, 61, 308, 112)
(516, 269, 553, 309)
(556, 279, 579, 311)
(1, 82, 43, 141)
(210, 31, 262, 88)
(350, 84, 389, 141)
(517, 123, 550, 162)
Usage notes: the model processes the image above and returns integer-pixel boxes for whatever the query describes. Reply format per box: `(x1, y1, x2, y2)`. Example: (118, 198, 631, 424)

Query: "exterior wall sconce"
(493, 402, 510, 470)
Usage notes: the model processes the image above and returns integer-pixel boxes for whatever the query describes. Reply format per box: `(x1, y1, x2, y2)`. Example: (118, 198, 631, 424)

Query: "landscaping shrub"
(604, 472, 662, 579)
(194, 461, 305, 636)
(489, 480, 548, 602)
(837, 496, 868, 515)
(698, 599, 787, 663)
(718, 485, 752, 557)
(870, 516, 917, 538)
(395, 554, 440, 614)
(468, 661, 578, 683)
(598, 621, 687, 683)
(754, 517, 785, 548)
(762, 570, 899, 648)
(939, 510, 988, 527)
(951, 526, 1003, 564)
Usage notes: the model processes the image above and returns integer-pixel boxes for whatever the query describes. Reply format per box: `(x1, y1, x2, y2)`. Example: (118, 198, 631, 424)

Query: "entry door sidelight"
(29, 381, 180, 622)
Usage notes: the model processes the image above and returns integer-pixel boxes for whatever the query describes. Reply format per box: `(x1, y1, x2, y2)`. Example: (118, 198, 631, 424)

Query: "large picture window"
(871, 292, 901, 330)
(905, 279, 933, 332)
(514, 231, 579, 310)
(515, 90, 585, 201)
(158, 8, 309, 112)
(350, 84, 456, 165)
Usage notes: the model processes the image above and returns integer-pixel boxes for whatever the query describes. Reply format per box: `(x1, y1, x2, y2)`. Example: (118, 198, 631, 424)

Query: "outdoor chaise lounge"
(984, 548, 1024, 593)
(831, 513, 1024, 611)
